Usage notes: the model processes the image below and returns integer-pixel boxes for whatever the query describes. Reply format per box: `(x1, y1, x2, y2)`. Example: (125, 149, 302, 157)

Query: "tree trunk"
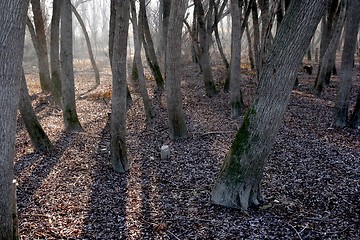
(166, 0, 188, 139)
(0, 1, 29, 238)
(60, 0, 84, 132)
(30, 0, 53, 94)
(111, 0, 130, 172)
(19, 70, 53, 152)
(109, 0, 132, 108)
(251, 0, 261, 74)
(159, 0, 171, 67)
(71, 4, 101, 88)
(315, 0, 347, 96)
(130, 0, 155, 123)
(139, 0, 165, 91)
(333, 0, 360, 127)
(211, 0, 327, 210)
(194, 0, 218, 97)
(50, 0, 62, 108)
(246, 23, 255, 70)
(230, 0, 244, 118)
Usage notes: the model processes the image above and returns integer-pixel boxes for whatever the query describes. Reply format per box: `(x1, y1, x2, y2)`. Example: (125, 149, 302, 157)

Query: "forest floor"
(16, 60, 359, 239)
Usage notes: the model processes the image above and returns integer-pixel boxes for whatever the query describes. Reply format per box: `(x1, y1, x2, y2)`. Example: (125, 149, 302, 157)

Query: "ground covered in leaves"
(16, 61, 359, 239)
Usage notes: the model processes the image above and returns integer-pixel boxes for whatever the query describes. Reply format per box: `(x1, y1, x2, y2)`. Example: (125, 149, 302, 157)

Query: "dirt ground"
(15, 60, 359, 239)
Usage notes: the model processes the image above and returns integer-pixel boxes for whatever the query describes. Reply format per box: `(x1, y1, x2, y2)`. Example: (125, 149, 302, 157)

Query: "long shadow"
(15, 132, 75, 211)
(80, 117, 129, 239)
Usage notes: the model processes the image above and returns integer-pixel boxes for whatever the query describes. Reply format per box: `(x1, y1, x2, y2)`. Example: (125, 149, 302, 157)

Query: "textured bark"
(111, 0, 130, 172)
(109, 0, 132, 108)
(139, 0, 165, 91)
(194, 0, 218, 97)
(212, 0, 327, 210)
(315, 0, 347, 96)
(19, 70, 53, 152)
(50, 0, 62, 107)
(71, 4, 100, 88)
(230, 0, 244, 118)
(251, 0, 261, 74)
(333, 0, 360, 127)
(60, 0, 84, 132)
(30, 0, 53, 94)
(159, 0, 171, 65)
(0, 1, 29, 238)
(166, 0, 188, 139)
(130, 0, 154, 123)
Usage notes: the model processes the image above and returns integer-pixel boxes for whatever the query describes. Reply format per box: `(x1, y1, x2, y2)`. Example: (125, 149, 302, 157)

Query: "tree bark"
(166, 0, 189, 139)
(139, 0, 165, 91)
(111, 0, 130, 172)
(130, 0, 155, 123)
(61, 0, 84, 132)
(194, 0, 218, 97)
(50, 0, 62, 108)
(230, 0, 244, 118)
(333, 0, 360, 127)
(0, 1, 29, 238)
(71, 4, 101, 88)
(109, 0, 132, 108)
(30, 0, 53, 93)
(19, 69, 53, 152)
(315, 0, 347, 96)
(211, 0, 327, 210)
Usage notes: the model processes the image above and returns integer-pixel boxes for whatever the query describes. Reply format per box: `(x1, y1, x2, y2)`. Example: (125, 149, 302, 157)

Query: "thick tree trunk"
(111, 0, 130, 172)
(71, 4, 101, 88)
(19, 70, 53, 152)
(60, 0, 84, 132)
(130, 0, 155, 123)
(0, 1, 29, 238)
(230, 0, 244, 118)
(50, 0, 62, 108)
(166, 0, 188, 139)
(315, 0, 347, 96)
(212, 0, 327, 210)
(333, 0, 360, 127)
(139, 0, 165, 91)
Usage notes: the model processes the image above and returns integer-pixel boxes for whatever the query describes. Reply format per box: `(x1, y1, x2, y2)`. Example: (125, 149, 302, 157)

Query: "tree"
(166, 0, 189, 139)
(110, 0, 131, 172)
(50, 0, 62, 106)
(315, 0, 347, 96)
(211, 0, 327, 210)
(332, 0, 360, 127)
(19, 69, 53, 152)
(0, 1, 29, 238)
(61, 0, 84, 132)
(109, 0, 132, 108)
(229, 0, 244, 118)
(139, 0, 165, 91)
(194, 0, 218, 97)
(130, 0, 155, 123)
(71, 4, 101, 88)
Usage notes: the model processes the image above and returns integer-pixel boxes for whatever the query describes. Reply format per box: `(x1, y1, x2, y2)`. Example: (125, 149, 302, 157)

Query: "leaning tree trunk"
(60, 0, 84, 132)
(130, 0, 155, 123)
(315, 0, 347, 96)
(139, 0, 165, 91)
(166, 0, 189, 139)
(332, 0, 360, 127)
(211, 0, 327, 210)
(19, 69, 53, 152)
(71, 4, 100, 88)
(110, 0, 131, 173)
(251, 0, 261, 75)
(0, 1, 29, 238)
(229, 0, 244, 118)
